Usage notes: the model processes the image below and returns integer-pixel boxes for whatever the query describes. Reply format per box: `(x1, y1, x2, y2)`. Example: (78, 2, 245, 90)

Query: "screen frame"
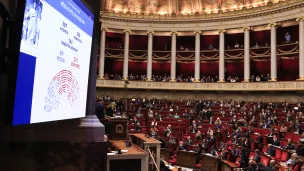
(6, 0, 95, 126)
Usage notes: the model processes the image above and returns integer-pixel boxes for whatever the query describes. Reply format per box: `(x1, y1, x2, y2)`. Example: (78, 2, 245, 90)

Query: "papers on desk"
(168, 165, 175, 170)
(107, 153, 116, 155)
(121, 150, 128, 153)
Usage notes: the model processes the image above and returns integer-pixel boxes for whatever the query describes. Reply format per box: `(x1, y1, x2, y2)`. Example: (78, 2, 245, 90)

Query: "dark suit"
(178, 145, 186, 151)
(272, 140, 280, 146)
(257, 136, 264, 144)
(95, 102, 105, 119)
(254, 154, 261, 163)
(267, 146, 275, 156)
(285, 143, 296, 150)
(160, 160, 170, 171)
(221, 151, 228, 160)
(296, 145, 304, 157)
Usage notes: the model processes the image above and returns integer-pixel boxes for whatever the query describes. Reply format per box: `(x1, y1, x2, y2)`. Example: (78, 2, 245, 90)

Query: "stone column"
(194, 31, 201, 82)
(123, 30, 130, 80)
(243, 27, 250, 82)
(269, 23, 279, 81)
(297, 17, 304, 80)
(146, 31, 154, 81)
(98, 28, 107, 79)
(218, 29, 225, 82)
(170, 31, 177, 81)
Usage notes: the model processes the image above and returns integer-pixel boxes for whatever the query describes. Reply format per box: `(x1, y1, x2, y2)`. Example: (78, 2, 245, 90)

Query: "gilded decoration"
(96, 80, 304, 91)
(101, 0, 304, 24)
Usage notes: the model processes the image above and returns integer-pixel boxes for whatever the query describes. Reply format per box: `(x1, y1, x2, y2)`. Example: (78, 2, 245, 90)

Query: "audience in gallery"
(104, 73, 271, 83)
(97, 95, 304, 171)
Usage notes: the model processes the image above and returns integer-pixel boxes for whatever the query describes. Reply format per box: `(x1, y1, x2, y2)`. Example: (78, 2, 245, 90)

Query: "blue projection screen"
(13, 0, 94, 125)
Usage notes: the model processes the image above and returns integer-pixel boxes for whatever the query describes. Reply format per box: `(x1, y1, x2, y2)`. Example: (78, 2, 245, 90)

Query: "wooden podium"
(131, 134, 161, 171)
(201, 153, 220, 171)
(109, 117, 128, 140)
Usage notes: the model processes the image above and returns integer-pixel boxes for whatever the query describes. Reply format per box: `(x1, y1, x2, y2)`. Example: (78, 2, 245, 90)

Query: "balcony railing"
(96, 80, 304, 91)
(104, 43, 299, 61)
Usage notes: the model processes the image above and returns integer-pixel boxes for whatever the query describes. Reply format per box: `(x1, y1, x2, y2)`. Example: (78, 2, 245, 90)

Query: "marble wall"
(96, 87, 304, 102)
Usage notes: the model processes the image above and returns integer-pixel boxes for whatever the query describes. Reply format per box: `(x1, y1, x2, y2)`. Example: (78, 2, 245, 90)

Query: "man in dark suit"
(221, 148, 228, 160)
(266, 144, 276, 157)
(95, 99, 105, 120)
(254, 149, 261, 164)
(178, 141, 186, 151)
(160, 155, 170, 171)
(257, 133, 264, 150)
(272, 135, 280, 146)
(285, 139, 296, 150)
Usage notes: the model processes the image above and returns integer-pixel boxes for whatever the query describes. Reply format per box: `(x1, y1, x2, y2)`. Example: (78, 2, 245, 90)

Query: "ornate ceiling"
(102, 0, 284, 15)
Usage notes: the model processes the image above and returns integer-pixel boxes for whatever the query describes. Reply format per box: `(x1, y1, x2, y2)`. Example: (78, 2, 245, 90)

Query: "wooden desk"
(131, 133, 161, 171)
(176, 150, 197, 168)
(222, 160, 238, 171)
(160, 148, 171, 162)
(107, 140, 148, 171)
(201, 153, 220, 171)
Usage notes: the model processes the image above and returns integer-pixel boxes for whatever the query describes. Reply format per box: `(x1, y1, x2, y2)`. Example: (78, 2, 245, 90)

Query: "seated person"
(173, 113, 180, 118)
(272, 135, 280, 146)
(135, 122, 142, 131)
(296, 140, 304, 157)
(234, 43, 240, 48)
(284, 32, 290, 43)
(285, 139, 296, 151)
(178, 141, 186, 151)
(164, 125, 172, 137)
(209, 145, 218, 157)
(260, 160, 279, 171)
(150, 126, 158, 137)
(253, 43, 260, 48)
(208, 135, 216, 146)
(265, 144, 276, 157)
(151, 119, 158, 127)
(257, 133, 264, 150)
(183, 110, 188, 118)
(231, 144, 240, 156)
(221, 148, 228, 160)
(185, 136, 193, 145)
(279, 123, 288, 138)
(160, 155, 171, 171)
(284, 153, 298, 166)
(251, 149, 261, 164)
(195, 130, 202, 141)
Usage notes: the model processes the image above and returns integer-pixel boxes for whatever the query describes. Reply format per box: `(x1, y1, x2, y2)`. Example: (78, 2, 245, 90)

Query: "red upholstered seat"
(235, 157, 241, 167)
(262, 145, 268, 153)
(280, 151, 289, 162)
(249, 151, 255, 159)
(260, 155, 270, 167)
(293, 164, 299, 171)
(274, 148, 282, 161)
(285, 132, 294, 141)
(293, 134, 301, 142)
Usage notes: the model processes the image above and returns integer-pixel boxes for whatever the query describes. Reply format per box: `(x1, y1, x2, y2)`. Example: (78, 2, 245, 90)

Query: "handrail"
(148, 148, 159, 171)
